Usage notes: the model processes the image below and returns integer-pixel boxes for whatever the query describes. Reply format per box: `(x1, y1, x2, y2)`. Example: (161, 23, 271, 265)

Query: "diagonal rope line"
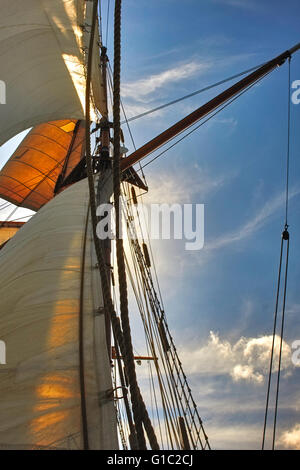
(262, 56, 292, 451)
(272, 233, 290, 449)
(261, 236, 284, 450)
(285, 57, 291, 228)
(272, 56, 292, 450)
(139, 69, 273, 171)
(121, 61, 267, 124)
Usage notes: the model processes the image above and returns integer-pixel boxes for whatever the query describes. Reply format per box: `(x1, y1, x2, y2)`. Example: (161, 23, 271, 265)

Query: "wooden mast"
(121, 42, 300, 171)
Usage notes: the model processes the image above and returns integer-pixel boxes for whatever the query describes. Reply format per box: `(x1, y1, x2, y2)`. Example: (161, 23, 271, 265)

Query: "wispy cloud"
(205, 187, 300, 252)
(143, 164, 234, 204)
(121, 61, 210, 101)
(213, 0, 257, 10)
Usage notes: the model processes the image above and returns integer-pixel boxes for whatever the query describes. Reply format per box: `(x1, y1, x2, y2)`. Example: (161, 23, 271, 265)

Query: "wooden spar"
(121, 42, 300, 172)
(178, 417, 191, 450)
(0, 221, 25, 228)
(111, 347, 158, 361)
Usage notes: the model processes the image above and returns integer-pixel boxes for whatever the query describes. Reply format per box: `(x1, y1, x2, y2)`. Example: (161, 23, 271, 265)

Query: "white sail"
(0, 176, 118, 449)
(0, 0, 107, 146)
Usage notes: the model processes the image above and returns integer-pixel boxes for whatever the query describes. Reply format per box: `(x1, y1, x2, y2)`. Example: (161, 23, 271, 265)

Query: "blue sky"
(0, 0, 300, 450)
(114, 0, 300, 449)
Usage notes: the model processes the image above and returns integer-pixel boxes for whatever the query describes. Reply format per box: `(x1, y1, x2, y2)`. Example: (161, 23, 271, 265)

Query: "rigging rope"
(107, 63, 148, 186)
(98, 0, 103, 43)
(84, 2, 155, 450)
(113, 328, 138, 449)
(120, 180, 210, 449)
(262, 57, 292, 450)
(84, 1, 136, 452)
(105, 0, 110, 47)
(82, 0, 103, 449)
(272, 56, 292, 450)
(121, 61, 267, 124)
(78, 205, 90, 450)
(112, 0, 159, 450)
(138, 69, 273, 171)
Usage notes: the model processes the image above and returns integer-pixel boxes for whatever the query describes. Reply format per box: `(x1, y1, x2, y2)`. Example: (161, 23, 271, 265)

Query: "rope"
(84, 0, 134, 452)
(272, 231, 289, 449)
(121, 61, 267, 124)
(262, 57, 292, 451)
(98, 0, 103, 43)
(122, 185, 210, 449)
(105, 0, 110, 47)
(113, 328, 138, 449)
(82, 0, 105, 448)
(139, 69, 273, 171)
(261, 236, 284, 450)
(107, 64, 147, 187)
(272, 56, 292, 450)
(78, 204, 90, 449)
(112, 0, 159, 450)
(285, 58, 291, 228)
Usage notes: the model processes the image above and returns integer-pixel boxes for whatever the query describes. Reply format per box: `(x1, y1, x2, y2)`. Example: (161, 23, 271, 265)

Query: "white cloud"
(142, 164, 232, 205)
(179, 331, 292, 384)
(206, 424, 262, 450)
(231, 364, 263, 383)
(136, 166, 234, 280)
(121, 61, 210, 101)
(279, 424, 300, 449)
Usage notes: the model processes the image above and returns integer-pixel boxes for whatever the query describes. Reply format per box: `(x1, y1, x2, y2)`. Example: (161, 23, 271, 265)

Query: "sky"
(1, 0, 300, 450)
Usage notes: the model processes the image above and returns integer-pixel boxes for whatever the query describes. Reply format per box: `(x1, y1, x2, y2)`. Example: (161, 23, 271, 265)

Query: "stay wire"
(272, 233, 290, 449)
(261, 237, 284, 450)
(139, 70, 273, 171)
(108, 63, 147, 184)
(105, 0, 110, 47)
(261, 56, 292, 450)
(285, 57, 291, 228)
(272, 56, 292, 449)
(98, 0, 103, 42)
(121, 61, 267, 125)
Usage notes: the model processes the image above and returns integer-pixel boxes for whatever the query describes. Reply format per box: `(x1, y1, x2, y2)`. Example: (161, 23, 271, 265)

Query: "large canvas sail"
(0, 0, 107, 146)
(0, 120, 86, 211)
(0, 176, 118, 449)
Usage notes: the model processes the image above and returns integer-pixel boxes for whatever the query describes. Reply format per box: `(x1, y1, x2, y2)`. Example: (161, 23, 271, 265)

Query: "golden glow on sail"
(0, 120, 86, 211)
(30, 236, 81, 446)
(0, 178, 118, 449)
(0, 222, 24, 247)
(31, 373, 79, 447)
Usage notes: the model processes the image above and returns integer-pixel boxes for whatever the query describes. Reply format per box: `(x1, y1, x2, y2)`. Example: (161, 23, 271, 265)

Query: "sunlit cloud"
(122, 61, 211, 101)
(279, 423, 300, 449)
(143, 164, 233, 204)
(179, 331, 292, 384)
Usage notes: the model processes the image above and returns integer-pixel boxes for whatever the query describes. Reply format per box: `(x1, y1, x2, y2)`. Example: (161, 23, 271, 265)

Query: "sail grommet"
(94, 306, 105, 316)
(98, 388, 114, 406)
